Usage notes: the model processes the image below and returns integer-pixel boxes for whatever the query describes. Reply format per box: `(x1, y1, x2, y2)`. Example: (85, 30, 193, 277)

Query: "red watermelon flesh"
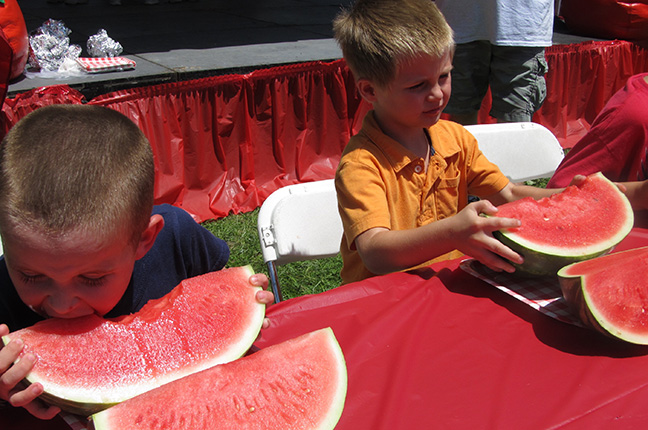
(1, 266, 265, 415)
(493, 172, 633, 275)
(558, 246, 648, 345)
(91, 328, 347, 430)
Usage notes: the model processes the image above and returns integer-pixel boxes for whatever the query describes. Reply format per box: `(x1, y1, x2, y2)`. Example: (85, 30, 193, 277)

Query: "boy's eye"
(20, 273, 45, 284)
(408, 82, 425, 90)
(80, 275, 107, 287)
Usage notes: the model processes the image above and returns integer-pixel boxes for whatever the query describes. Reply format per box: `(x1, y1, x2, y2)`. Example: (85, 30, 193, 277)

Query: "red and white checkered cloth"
(76, 57, 136, 74)
(61, 412, 89, 430)
(460, 258, 584, 327)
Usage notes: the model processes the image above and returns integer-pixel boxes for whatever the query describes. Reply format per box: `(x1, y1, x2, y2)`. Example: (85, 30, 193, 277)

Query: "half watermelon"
(1, 266, 265, 415)
(493, 172, 634, 275)
(558, 246, 648, 345)
(91, 327, 347, 430)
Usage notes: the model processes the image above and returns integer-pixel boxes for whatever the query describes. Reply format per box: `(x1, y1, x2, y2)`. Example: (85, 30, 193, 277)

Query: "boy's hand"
(453, 200, 523, 273)
(0, 324, 60, 420)
(568, 174, 587, 187)
(249, 274, 273, 330)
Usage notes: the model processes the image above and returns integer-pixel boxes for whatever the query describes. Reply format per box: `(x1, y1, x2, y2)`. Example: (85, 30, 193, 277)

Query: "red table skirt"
(2, 40, 648, 223)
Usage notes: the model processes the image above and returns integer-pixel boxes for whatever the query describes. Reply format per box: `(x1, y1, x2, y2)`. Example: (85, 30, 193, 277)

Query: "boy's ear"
(356, 78, 378, 103)
(134, 214, 164, 260)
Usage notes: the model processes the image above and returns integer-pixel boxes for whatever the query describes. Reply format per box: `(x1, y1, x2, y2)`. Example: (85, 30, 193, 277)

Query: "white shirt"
(435, 0, 554, 47)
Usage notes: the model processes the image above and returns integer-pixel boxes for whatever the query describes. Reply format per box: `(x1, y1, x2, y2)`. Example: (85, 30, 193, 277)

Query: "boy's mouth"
(424, 106, 441, 116)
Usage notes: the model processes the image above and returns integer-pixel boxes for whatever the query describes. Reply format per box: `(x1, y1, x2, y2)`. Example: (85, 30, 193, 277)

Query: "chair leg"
(266, 261, 283, 303)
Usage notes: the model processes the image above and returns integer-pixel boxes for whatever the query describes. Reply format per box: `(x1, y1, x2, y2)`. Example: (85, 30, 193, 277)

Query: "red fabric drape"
(88, 61, 367, 220)
(0, 28, 12, 117)
(446, 40, 648, 148)
(0, 0, 29, 81)
(1, 41, 647, 222)
(538, 40, 648, 147)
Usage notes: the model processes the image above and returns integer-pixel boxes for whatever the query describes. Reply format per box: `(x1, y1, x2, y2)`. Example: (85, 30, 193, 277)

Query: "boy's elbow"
(362, 257, 394, 276)
(358, 245, 406, 275)
(354, 229, 400, 275)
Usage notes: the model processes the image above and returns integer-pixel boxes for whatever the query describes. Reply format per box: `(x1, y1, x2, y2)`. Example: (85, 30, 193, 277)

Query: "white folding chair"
(257, 179, 343, 303)
(464, 122, 565, 182)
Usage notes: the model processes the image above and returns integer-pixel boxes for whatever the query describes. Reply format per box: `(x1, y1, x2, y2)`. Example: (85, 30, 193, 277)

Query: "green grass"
(201, 208, 342, 300)
(202, 178, 548, 301)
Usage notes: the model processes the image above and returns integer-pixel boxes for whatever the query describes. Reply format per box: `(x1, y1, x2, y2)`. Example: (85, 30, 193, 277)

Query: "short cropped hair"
(0, 104, 155, 245)
(333, 0, 454, 88)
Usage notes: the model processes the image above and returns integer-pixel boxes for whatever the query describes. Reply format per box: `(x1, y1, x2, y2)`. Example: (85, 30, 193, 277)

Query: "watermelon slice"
(91, 327, 347, 430)
(1, 266, 265, 415)
(493, 172, 633, 275)
(558, 246, 648, 345)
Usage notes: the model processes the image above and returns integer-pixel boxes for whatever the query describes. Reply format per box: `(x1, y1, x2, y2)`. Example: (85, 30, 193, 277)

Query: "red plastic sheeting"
(560, 0, 648, 41)
(0, 85, 85, 135)
(0, 0, 29, 80)
(90, 62, 368, 221)
(256, 228, 648, 429)
(1, 40, 647, 222)
(0, 27, 12, 116)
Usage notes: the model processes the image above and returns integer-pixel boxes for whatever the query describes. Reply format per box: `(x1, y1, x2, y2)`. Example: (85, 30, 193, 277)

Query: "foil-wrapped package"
(28, 19, 82, 72)
(87, 29, 123, 57)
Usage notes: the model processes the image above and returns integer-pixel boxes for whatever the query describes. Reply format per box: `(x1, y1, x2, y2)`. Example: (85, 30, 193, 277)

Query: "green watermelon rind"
(558, 249, 648, 345)
(494, 173, 634, 276)
(2, 265, 266, 416)
(493, 230, 617, 276)
(314, 328, 348, 430)
(90, 327, 348, 430)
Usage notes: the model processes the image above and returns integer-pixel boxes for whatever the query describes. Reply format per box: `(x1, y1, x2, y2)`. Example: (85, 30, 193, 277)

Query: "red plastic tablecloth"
(3, 226, 648, 429)
(256, 227, 648, 429)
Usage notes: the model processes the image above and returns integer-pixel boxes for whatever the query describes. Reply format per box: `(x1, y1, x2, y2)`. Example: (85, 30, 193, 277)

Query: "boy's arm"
(482, 182, 560, 206)
(491, 176, 648, 211)
(355, 199, 524, 274)
(617, 180, 648, 211)
(0, 324, 60, 420)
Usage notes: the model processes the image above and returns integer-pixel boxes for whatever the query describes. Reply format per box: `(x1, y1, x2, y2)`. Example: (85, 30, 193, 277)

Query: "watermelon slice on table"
(2, 266, 265, 416)
(91, 328, 347, 430)
(493, 172, 634, 276)
(558, 246, 648, 345)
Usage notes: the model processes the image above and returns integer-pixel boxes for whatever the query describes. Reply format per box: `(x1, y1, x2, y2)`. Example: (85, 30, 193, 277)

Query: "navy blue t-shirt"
(0, 204, 230, 331)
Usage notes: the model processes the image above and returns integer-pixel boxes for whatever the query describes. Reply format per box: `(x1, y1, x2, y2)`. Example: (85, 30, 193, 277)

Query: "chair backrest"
(257, 179, 343, 302)
(464, 122, 564, 183)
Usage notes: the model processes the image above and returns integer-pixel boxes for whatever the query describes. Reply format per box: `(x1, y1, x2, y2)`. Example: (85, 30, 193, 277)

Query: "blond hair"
(0, 104, 154, 245)
(333, 0, 454, 87)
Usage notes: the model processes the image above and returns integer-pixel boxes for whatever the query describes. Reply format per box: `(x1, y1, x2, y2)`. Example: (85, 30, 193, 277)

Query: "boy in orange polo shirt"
(332, 0, 562, 284)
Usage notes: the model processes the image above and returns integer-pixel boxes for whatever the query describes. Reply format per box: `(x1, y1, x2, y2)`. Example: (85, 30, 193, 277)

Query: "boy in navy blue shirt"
(0, 105, 273, 419)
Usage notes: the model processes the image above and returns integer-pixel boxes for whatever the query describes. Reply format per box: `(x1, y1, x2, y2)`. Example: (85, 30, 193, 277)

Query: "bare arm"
(617, 180, 648, 211)
(483, 182, 562, 206)
(355, 199, 524, 274)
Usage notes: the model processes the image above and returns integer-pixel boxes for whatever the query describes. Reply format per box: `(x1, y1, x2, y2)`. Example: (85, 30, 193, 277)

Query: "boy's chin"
(422, 115, 442, 128)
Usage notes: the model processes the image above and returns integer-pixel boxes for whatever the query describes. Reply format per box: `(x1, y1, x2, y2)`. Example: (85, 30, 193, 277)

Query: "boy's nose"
(46, 293, 81, 316)
(428, 85, 443, 100)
